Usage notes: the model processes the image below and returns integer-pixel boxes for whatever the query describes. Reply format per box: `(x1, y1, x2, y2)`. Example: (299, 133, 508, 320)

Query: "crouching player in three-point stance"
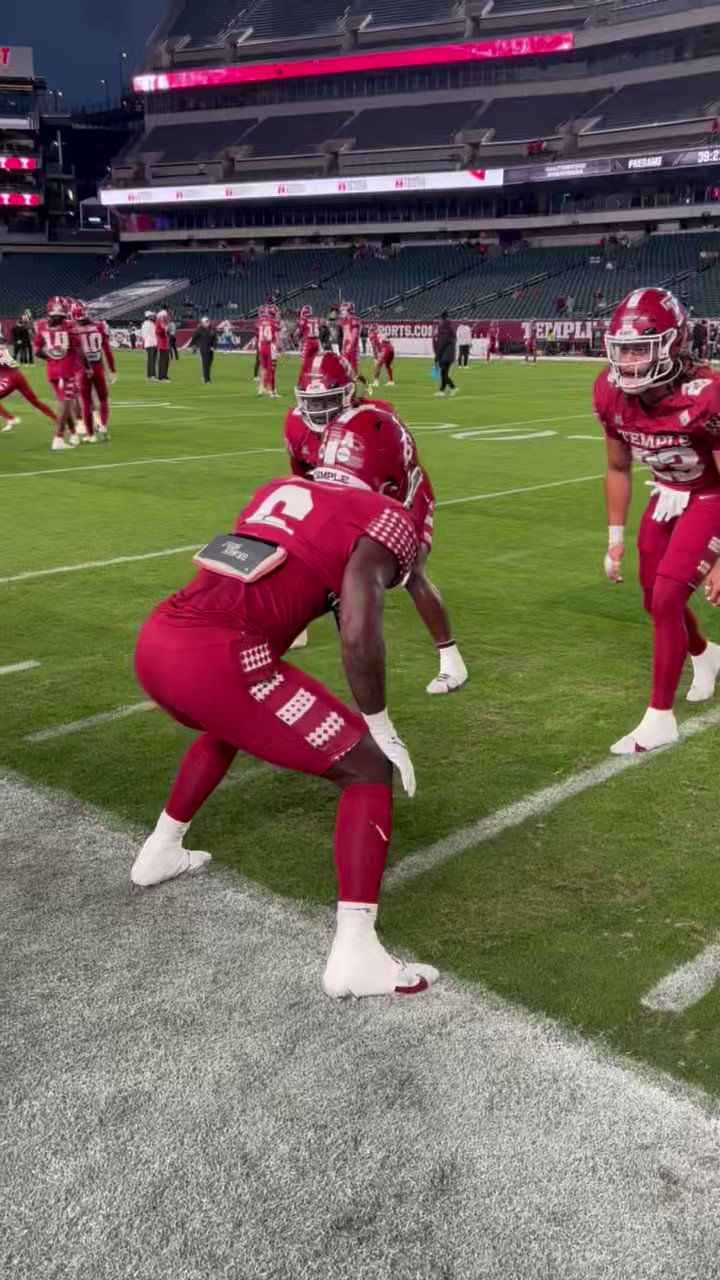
(132, 410, 439, 999)
(595, 287, 720, 754)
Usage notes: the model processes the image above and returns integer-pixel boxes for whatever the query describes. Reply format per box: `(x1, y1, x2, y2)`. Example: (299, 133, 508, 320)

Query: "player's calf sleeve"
(98, 397, 110, 428)
(333, 783, 392, 903)
(650, 577, 693, 710)
(0, 404, 13, 421)
(166, 735, 237, 823)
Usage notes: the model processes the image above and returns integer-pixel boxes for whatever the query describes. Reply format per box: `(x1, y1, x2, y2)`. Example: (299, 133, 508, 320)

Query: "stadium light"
(133, 32, 574, 94)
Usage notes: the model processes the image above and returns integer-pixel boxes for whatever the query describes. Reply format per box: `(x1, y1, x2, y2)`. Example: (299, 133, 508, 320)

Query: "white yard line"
(436, 473, 603, 508)
(0, 545, 201, 585)
(0, 447, 285, 481)
(25, 701, 156, 744)
(0, 660, 40, 676)
(413, 413, 590, 432)
(385, 705, 720, 892)
(641, 941, 720, 1013)
(0, 471, 604, 585)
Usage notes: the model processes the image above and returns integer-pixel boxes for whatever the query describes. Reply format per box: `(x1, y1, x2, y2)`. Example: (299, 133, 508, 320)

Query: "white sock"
(335, 901, 378, 942)
(154, 810, 189, 844)
(439, 642, 460, 672)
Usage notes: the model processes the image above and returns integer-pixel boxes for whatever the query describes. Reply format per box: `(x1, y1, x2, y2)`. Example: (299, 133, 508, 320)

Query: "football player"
(132, 410, 438, 1000)
(595, 287, 720, 753)
(256, 304, 280, 397)
(33, 297, 90, 450)
(0, 344, 56, 433)
(524, 321, 538, 364)
(369, 335, 395, 389)
(71, 300, 116, 440)
(340, 301, 361, 374)
(284, 351, 468, 694)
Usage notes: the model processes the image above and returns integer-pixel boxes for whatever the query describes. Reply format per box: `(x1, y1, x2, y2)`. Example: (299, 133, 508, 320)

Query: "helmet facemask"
(605, 327, 678, 394)
(296, 380, 353, 431)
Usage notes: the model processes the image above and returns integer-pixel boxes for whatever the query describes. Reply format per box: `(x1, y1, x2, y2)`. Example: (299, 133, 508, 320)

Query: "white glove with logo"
(363, 710, 416, 797)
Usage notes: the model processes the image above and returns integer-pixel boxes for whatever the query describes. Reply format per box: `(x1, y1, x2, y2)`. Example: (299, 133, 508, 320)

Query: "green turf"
(3, 350, 719, 1093)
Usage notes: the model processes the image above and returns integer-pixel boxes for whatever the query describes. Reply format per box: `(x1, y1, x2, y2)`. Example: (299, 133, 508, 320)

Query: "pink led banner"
(134, 33, 574, 94)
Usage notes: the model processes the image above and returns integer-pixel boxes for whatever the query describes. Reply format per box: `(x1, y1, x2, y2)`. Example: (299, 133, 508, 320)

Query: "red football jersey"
(159, 477, 418, 661)
(298, 315, 320, 344)
(342, 315, 360, 355)
(75, 318, 113, 368)
(284, 406, 320, 475)
(34, 319, 82, 381)
(409, 464, 435, 551)
(378, 340, 395, 361)
(594, 366, 720, 492)
(257, 317, 280, 352)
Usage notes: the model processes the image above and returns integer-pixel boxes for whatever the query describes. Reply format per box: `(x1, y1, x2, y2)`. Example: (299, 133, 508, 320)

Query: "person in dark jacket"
(433, 312, 457, 396)
(190, 317, 217, 384)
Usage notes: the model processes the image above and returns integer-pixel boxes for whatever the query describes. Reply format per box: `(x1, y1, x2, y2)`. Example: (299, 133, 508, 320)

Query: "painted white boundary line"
(385, 704, 720, 892)
(0, 447, 285, 481)
(0, 472, 604, 586)
(0, 660, 40, 676)
(25, 701, 156, 743)
(0, 545, 201, 585)
(641, 941, 720, 1013)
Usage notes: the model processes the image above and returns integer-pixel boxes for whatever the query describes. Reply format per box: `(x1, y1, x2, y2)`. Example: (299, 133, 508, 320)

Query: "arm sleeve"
(363, 508, 418, 587)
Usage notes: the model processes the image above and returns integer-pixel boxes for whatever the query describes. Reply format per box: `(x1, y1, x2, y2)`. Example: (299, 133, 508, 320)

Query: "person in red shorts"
(524, 320, 538, 364)
(155, 309, 171, 381)
(33, 296, 90, 451)
(369, 336, 395, 390)
(256, 304, 280, 397)
(0, 345, 56, 433)
(71, 300, 116, 440)
(284, 350, 468, 693)
(340, 301, 361, 374)
(595, 287, 720, 753)
(132, 410, 438, 1000)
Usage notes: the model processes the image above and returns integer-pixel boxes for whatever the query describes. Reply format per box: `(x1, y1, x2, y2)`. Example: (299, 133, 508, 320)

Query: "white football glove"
(363, 710, 416, 797)
(109, 372, 117, 385)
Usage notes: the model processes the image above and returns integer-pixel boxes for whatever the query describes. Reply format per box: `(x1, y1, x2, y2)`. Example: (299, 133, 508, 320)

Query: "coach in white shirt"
(142, 311, 157, 380)
(457, 323, 472, 367)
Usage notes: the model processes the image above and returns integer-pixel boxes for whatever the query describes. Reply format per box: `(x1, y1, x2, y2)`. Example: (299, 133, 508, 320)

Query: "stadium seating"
(358, 0, 450, 27)
(346, 103, 480, 150)
(0, 254, 109, 318)
(242, 112, 354, 156)
(133, 121, 258, 162)
(245, 0, 345, 40)
(589, 74, 720, 130)
(167, 0, 249, 45)
(478, 92, 607, 143)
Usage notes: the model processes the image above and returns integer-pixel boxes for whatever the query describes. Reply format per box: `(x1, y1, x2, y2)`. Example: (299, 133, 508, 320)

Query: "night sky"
(2, 0, 167, 105)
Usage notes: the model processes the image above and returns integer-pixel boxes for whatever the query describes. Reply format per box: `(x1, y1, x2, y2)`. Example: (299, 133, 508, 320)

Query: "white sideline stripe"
(25, 700, 156, 743)
(0, 545, 201, 584)
(0, 471, 605, 585)
(0, 447, 285, 481)
(0, 660, 40, 676)
(641, 941, 720, 1013)
(569, 434, 604, 441)
(413, 413, 589, 432)
(436, 473, 603, 508)
(385, 704, 720, 892)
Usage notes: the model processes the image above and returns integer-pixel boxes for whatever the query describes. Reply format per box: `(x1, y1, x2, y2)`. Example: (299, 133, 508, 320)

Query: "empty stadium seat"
(242, 112, 353, 156)
(592, 74, 720, 130)
(245, 0, 344, 39)
(347, 102, 480, 150)
(134, 121, 258, 162)
(478, 92, 607, 142)
(168, 0, 249, 45)
(357, 0, 449, 26)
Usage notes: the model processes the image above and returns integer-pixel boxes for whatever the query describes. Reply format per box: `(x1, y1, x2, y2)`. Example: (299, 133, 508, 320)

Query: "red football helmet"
(299, 304, 311, 320)
(316, 403, 418, 504)
(70, 299, 87, 321)
(296, 350, 355, 431)
(47, 295, 69, 318)
(606, 288, 688, 393)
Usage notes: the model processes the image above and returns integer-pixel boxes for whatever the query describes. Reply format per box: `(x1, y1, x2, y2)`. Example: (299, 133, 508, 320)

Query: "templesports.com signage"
(100, 168, 504, 207)
(133, 33, 574, 94)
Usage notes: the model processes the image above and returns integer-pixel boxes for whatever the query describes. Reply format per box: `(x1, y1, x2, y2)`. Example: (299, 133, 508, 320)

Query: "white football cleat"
(323, 931, 438, 999)
(81, 433, 99, 444)
(130, 835, 212, 887)
(289, 630, 308, 650)
(386, 381, 395, 386)
(76, 422, 88, 438)
(1, 416, 20, 432)
(610, 707, 678, 755)
(68, 432, 79, 446)
(433, 390, 445, 398)
(687, 641, 720, 702)
(51, 436, 74, 451)
(95, 425, 109, 441)
(426, 670, 467, 695)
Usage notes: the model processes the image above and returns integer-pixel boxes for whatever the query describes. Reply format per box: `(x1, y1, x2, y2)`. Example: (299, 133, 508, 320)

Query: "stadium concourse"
(5, 0, 720, 1275)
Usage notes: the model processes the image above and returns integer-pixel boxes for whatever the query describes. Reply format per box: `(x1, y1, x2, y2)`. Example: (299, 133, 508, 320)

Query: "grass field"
(2, 349, 719, 1095)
